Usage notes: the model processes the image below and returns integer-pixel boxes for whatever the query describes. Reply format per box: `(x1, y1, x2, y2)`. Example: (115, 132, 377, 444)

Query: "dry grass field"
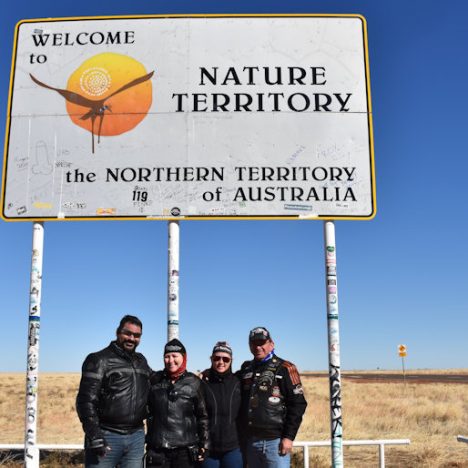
(0, 371, 468, 467)
(298, 373, 468, 467)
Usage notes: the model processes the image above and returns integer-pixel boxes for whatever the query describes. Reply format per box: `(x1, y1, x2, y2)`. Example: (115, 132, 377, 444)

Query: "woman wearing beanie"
(201, 341, 242, 468)
(146, 338, 209, 467)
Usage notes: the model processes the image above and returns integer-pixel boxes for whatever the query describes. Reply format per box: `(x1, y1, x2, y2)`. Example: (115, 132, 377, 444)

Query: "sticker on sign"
(1, 15, 375, 221)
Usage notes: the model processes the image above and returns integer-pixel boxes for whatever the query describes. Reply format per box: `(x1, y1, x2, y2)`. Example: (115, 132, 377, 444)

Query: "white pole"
(167, 221, 180, 341)
(402, 356, 406, 385)
(24, 222, 44, 467)
(303, 445, 310, 468)
(379, 443, 385, 468)
(323, 221, 344, 468)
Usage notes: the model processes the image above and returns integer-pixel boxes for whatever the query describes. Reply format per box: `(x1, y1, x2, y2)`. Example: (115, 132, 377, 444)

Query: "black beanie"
(164, 338, 186, 355)
(212, 341, 232, 356)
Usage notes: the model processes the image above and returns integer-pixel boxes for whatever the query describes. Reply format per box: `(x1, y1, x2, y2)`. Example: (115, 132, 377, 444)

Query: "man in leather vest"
(239, 327, 307, 467)
(76, 315, 151, 467)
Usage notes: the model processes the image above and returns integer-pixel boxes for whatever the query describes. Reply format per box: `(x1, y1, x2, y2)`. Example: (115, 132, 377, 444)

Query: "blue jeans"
(246, 438, 290, 468)
(202, 447, 243, 468)
(85, 428, 145, 468)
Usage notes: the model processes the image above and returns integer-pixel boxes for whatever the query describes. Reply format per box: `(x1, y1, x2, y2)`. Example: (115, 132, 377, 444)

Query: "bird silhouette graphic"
(30, 71, 154, 153)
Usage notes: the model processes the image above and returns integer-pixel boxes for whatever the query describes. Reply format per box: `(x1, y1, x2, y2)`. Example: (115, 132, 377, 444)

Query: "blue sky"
(1, 0, 467, 373)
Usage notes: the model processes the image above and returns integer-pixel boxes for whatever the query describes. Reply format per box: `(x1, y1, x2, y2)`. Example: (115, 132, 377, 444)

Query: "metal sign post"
(324, 220, 343, 467)
(167, 221, 180, 340)
(24, 222, 44, 467)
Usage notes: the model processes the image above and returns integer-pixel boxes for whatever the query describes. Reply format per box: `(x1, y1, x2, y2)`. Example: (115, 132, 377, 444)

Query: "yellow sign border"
(1, 14, 376, 223)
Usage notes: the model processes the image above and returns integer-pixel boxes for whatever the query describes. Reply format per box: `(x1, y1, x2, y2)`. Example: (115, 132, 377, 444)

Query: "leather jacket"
(147, 370, 209, 450)
(76, 341, 151, 440)
(201, 369, 241, 453)
(239, 354, 307, 440)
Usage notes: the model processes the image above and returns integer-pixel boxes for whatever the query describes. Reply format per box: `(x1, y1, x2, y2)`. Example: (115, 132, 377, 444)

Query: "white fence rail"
(1, 439, 410, 467)
(293, 439, 411, 468)
(0, 444, 82, 450)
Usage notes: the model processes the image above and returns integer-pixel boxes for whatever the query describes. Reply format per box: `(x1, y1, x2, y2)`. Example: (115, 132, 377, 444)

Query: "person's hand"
(197, 447, 206, 462)
(279, 438, 293, 456)
(88, 438, 111, 457)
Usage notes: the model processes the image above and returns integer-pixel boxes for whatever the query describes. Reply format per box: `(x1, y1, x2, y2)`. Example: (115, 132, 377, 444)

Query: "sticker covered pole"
(167, 221, 180, 340)
(24, 222, 44, 467)
(323, 220, 343, 467)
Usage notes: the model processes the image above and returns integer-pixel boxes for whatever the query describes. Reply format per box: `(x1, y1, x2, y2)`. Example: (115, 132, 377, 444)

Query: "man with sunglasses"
(239, 327, 307, 468)
(76, 315, 151, 467)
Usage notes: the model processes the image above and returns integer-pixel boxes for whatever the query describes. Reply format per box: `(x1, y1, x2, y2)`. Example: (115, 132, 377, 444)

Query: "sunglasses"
(213, 356, 231, 363)
(120, 329, 142, 339)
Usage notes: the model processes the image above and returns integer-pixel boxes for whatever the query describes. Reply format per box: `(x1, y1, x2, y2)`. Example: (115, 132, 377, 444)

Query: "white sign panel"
(2, 15, 375, 221)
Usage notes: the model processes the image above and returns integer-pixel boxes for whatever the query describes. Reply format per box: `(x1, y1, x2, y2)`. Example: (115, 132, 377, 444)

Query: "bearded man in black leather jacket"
(76, 315, 151, 468)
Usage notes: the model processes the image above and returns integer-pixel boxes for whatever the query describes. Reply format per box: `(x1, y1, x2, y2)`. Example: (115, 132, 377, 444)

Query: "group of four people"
(76, 315, 308, 468)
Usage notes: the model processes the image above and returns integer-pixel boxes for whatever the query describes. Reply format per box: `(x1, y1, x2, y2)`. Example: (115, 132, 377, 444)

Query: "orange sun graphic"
(30, 52, 153, 153)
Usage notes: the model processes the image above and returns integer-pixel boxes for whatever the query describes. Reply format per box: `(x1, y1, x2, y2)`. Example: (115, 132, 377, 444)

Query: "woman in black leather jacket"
(201, 342, 242, 468)
(146, 339, 209, 468)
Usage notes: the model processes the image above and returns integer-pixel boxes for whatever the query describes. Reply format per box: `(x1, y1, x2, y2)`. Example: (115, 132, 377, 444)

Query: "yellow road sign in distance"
(398, 344, 407, 357)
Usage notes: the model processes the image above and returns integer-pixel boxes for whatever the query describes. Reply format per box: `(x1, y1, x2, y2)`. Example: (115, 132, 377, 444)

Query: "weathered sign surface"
(2, 15, 375, 220)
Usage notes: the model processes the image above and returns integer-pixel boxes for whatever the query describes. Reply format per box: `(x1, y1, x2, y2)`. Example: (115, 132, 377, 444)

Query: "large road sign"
(2, 14, 375, 221)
